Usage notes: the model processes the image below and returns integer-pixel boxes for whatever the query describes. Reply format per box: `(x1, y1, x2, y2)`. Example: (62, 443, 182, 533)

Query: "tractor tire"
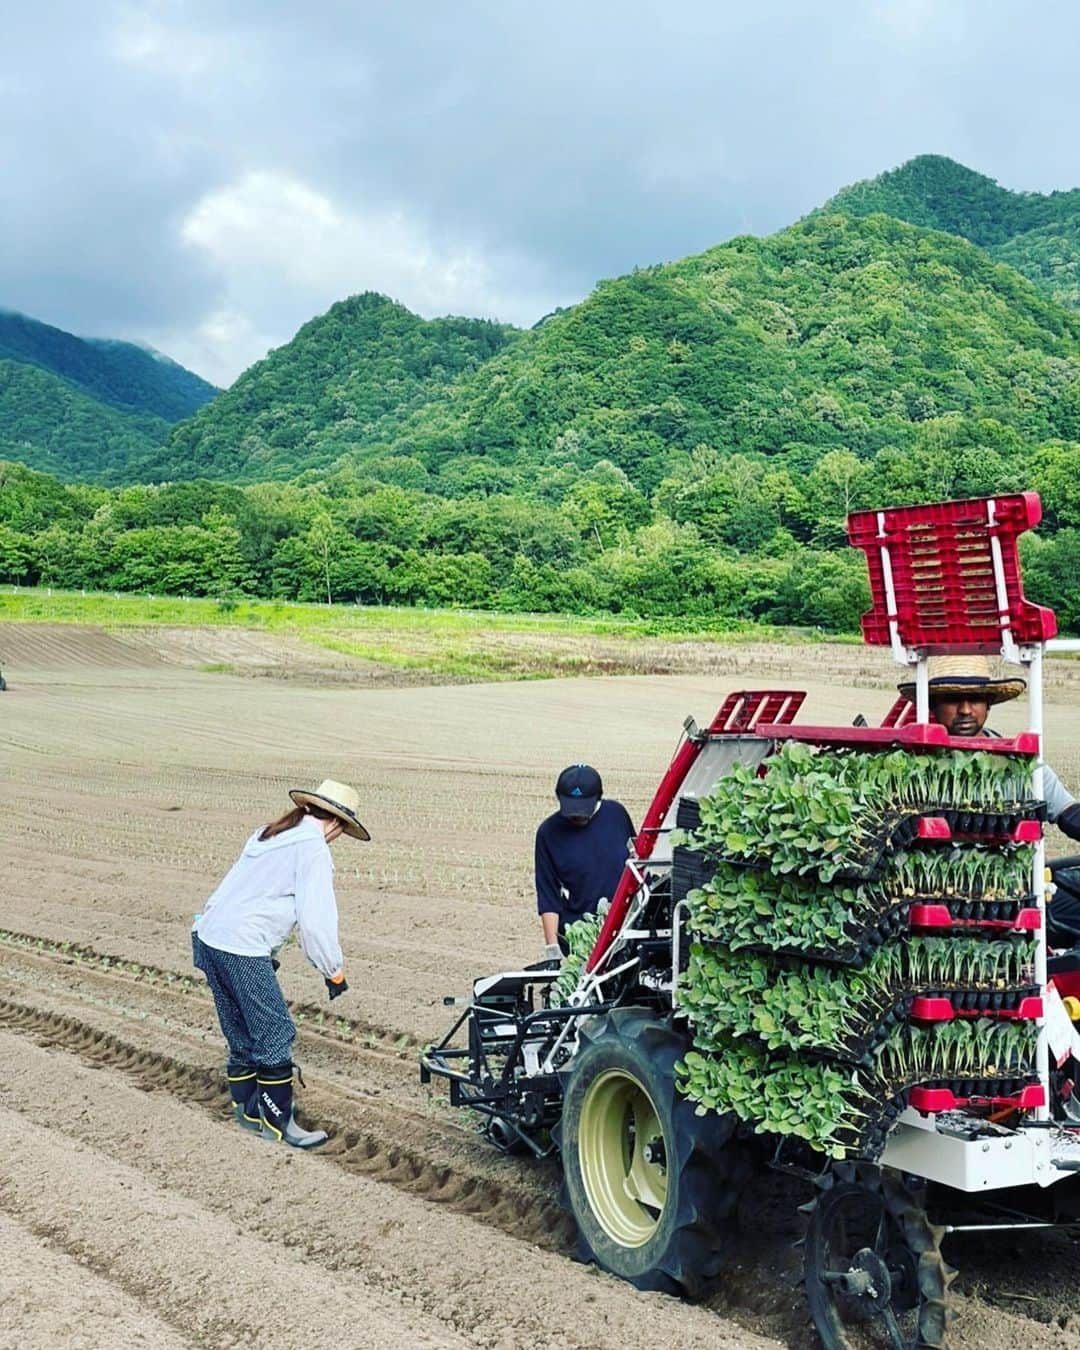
(555, 1007, 748, 1298)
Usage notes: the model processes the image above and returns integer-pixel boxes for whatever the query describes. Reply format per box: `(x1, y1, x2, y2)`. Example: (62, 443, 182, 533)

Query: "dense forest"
(0, 361, 173, 480)
(0, 311, 218, 481)
(0, 157, 1077, 633)
(1, 428, 1075, 631)
(822, 154, 1080, 311)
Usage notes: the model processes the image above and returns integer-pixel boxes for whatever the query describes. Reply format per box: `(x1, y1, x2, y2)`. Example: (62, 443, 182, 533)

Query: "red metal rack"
(708, 689, 806, 734)
(756, 723, 1040, 755)
(848, 492, 1057, 659)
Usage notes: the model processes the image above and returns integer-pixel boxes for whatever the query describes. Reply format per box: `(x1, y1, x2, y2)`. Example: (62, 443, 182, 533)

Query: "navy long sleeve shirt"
(534, 799, 636, 928)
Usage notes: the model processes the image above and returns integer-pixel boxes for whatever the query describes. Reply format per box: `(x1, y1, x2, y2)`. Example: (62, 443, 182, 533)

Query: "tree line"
(1, 426, 1076, 632)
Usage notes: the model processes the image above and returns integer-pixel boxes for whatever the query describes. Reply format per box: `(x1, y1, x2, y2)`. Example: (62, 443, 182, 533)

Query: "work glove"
(542, 943, 562, 963)
(325, 973, 349, 1001)
(1059, 804, 1080, 843)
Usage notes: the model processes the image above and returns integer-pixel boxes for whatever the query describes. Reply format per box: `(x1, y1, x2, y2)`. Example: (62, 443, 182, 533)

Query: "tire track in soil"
(0, 933, 511, 1177)
(0, 931, 583, 1246)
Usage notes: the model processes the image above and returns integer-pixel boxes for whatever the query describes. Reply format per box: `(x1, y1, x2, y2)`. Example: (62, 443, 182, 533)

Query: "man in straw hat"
(192, 779, 369, 1148)
(898, 657, 1080, 840)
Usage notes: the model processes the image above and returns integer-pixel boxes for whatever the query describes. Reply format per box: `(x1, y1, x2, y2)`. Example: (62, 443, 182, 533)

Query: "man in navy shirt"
(535, 764, 636, 957)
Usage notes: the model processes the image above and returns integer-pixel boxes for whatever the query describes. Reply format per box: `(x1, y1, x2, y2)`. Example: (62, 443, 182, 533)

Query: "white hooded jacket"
(195, 816, 343, 978)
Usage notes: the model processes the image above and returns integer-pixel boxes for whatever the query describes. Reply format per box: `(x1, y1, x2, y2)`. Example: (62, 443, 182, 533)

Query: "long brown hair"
(259, 804, 334, 841)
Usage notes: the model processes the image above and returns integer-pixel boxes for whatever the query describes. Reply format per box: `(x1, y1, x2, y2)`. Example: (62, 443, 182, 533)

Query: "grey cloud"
(2, 0, 1079, 383)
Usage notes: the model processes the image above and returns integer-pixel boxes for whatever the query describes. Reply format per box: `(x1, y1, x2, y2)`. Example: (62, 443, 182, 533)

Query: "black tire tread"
(554, 1007, 748, 1299)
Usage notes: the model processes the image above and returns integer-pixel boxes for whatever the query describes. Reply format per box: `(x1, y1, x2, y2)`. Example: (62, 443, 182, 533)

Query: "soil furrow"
(0, 927, 422, 1056)
(0, 1209, 194, 1350)
(0, 1026, 778, 1350)
(0, 993, 575, 1252)
(0, 1104, 466, 1350)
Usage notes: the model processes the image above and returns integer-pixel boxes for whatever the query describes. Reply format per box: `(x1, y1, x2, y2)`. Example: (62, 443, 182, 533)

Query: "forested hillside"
(823, 155, 1080, 310)
(162, 294, 520, 480)
(147, 212, 1080, 499)
(0, 362, 172, 481)
(0, 310, 218, 420)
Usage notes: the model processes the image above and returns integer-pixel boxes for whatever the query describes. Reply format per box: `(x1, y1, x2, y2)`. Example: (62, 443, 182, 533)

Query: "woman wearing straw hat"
(192, 779, 369, 1149)
(898, 656, 1080, 839)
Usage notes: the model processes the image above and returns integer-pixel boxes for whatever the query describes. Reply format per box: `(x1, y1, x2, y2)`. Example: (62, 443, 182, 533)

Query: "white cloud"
(169, 169, 568, 384)
(141, 308, 277, 392)
(110, 7, 218, 79)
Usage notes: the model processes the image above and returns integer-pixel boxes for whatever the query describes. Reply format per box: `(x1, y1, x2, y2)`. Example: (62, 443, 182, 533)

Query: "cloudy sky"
(3, 2, 1079, 387)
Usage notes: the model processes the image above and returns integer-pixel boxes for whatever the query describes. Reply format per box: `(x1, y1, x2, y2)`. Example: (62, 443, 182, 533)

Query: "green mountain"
(991, 219, 1080, 311)
(145, 211, 1080, 492)
(0, 309, 218, 420)
(0, 360, 173, 481)
(821, 155, 1080, 309)
(161, 293, 520, 481)
(3, 158, 1079, 635)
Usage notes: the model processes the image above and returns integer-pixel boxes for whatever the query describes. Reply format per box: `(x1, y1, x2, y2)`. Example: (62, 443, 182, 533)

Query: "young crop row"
(692, 742, 1036, 882)
(678, 1018, 1037, 1159)
(679, 936, 1035, 1059)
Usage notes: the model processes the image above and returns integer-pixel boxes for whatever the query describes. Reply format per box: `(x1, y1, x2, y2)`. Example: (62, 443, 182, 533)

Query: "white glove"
(542, 943, 562, 962)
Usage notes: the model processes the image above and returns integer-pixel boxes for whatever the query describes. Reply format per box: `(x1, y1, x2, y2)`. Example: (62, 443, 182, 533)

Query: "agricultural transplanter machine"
(421, 492, 1080, 1348)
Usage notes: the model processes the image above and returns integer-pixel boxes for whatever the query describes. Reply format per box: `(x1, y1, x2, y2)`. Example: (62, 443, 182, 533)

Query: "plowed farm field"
(2, 623, 1079, 1349)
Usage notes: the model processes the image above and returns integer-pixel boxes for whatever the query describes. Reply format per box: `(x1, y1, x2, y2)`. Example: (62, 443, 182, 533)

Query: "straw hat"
(898, 655, 1026, 707)
(289, 779, 370, 840)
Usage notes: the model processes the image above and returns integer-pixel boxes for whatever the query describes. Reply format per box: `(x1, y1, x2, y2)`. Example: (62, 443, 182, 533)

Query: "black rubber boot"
(226, 1060, 261, 1132)
(256, 1063, 327, 1149)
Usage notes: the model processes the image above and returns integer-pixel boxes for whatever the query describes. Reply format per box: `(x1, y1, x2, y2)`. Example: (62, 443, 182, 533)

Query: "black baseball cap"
(556, 764, 603, 819)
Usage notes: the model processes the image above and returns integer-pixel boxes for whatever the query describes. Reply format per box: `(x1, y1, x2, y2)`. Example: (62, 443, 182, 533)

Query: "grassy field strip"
(0, 584, 784, 638)
(0, 585, 835, 680)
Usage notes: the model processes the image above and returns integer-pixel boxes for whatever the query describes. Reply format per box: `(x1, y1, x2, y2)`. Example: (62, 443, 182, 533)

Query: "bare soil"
(1, 622, 1079, 1347)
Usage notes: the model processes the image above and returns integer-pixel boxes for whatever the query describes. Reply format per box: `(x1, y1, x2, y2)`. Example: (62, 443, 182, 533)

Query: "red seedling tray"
(909, 1083, 1045, 1114)
(909, 996, 1043, 1023)
(909, 904, 1042, 932)
(916, 817, 1042, 844)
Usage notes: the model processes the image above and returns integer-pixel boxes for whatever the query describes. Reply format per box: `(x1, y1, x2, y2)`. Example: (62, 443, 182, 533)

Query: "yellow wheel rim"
(578, 1068, 669, 1247)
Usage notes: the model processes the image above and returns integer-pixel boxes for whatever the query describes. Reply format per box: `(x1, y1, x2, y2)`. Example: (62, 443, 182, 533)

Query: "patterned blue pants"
(192, 933, 295, 1066)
